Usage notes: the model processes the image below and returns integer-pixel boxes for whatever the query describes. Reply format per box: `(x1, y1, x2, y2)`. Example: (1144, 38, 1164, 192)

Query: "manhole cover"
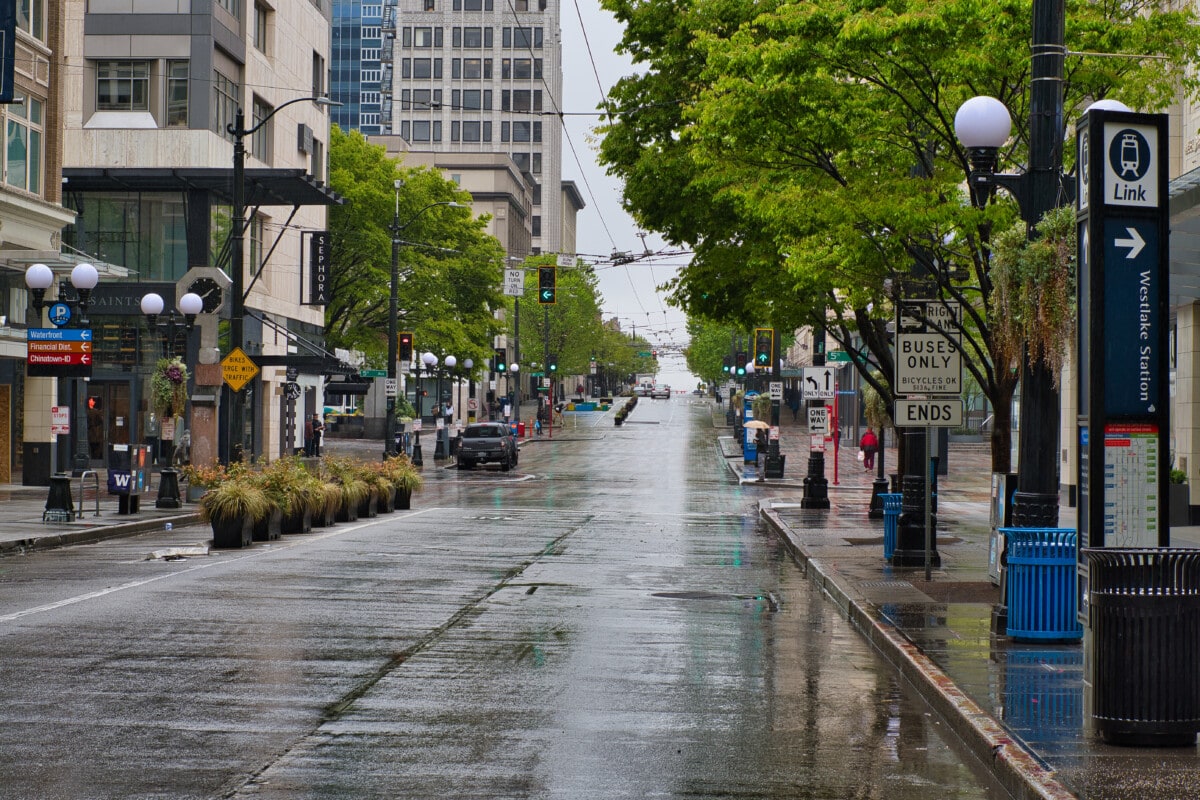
(860, 580, 914, 589)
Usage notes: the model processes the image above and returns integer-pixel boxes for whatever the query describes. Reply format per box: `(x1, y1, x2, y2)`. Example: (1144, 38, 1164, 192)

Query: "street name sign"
(361, 368, 386, 378)
(221, 347, 259, 392)
(826, 350, 851, 363)
(895, 398, 963, 428)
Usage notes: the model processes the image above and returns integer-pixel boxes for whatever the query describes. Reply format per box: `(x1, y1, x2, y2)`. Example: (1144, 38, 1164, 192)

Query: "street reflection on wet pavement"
(0, 399, 1004, 799)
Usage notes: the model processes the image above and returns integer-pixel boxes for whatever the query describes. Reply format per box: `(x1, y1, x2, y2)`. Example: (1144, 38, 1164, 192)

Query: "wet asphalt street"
(0, 398, 1004, 799)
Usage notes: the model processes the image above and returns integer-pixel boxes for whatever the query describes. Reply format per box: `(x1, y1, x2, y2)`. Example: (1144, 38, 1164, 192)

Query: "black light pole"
(25, 263, 100, 475)
(227, 96, 338, 464)
(956, 0, 1068, 528)
(384, 192, 461, 459)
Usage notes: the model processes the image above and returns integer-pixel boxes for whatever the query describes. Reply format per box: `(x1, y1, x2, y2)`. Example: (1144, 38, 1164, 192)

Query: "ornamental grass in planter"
(381, 455, 423, 510)
(324, 456, 370, 522)
(198, 476, 269, 549)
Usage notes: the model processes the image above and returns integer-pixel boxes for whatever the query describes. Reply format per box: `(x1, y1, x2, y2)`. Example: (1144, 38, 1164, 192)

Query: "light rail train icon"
(1119, 132, 1141, 178)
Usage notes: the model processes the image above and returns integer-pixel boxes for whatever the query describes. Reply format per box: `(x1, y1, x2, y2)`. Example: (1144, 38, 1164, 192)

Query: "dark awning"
(62, 167, 344, 207)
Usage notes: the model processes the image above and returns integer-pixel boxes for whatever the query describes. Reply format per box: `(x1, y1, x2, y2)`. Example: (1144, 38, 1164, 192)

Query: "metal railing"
(76, 470, 100, 519)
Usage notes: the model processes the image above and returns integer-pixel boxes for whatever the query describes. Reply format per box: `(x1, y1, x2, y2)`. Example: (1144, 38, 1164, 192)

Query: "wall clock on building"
(187, 277, 225, 313)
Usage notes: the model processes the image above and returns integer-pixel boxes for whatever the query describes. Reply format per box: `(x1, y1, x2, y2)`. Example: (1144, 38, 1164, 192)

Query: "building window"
(533, 121, 541, 141)
(462, 121, 481, 141)
(311, 137, 324, 182)
(312, 51, 325, 97)
(459, 89, 481, 110)
(501, 121, 508, 142)
(511, 152, 530, 171)
(532, 182, 541, 204)
(362, 48, 380, 61)
(512, 120, 531, 142)
(251, 97, 273, 162)
(248, 214, 265, 275)
(532, 152, 541, 174)
(454, 0, 493, 9)
(456, 58, 488, 80)
(503, 27, 542, 49)
(362, 68, 381, 83)
(362, 26, 381, 39)
(412, 120, 431, 142)
(413, 27, 434, 47)
(216, 0, 240, 16)
(17, 0, 45, 41)
(166, 60, 189, 127)
(254, 3, 270, 53)
(362, 91, 381, 105)
(5, 97, 42, 194)
(531, 215, 541, 237)
(503, 59, 541, 80)
(213, 70, 240, 143)
(363, 4, 382, 15)
(482, 121, 492, 141)
(97, 61, 150, 111)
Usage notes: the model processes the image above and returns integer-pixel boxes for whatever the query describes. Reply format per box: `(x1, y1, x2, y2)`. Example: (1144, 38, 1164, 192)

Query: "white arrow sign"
(1114, 226, 1146, 259)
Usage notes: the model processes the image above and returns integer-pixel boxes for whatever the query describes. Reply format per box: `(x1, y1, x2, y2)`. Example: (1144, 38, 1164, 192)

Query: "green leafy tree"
(598, 0, 1200, 472)
(326, 127, 506, 372)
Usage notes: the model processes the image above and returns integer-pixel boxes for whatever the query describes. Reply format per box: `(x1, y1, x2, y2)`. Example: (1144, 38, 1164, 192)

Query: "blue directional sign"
(1103, 218, 1159, 416)
(28, 327, 92, 341)
(47, 302, 71, 327)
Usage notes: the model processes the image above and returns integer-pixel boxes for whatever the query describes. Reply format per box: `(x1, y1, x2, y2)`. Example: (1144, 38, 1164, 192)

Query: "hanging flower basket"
(151, 357, 189, 418)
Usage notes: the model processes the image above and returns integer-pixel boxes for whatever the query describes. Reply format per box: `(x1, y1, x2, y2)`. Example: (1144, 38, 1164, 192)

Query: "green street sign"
(826, 350, 851, 363)
(361, 369, 386, 377)
(637, 351, 652, 358)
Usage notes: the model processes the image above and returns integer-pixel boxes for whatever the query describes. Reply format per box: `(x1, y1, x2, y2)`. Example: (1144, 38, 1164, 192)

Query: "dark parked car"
(457, 422, 519, 470)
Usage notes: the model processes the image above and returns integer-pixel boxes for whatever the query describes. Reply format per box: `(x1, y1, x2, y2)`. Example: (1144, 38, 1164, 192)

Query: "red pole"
(831, 381, 839, 486)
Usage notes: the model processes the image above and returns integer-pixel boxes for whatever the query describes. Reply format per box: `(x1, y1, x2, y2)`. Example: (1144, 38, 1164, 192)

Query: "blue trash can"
(1003, 528, 1081, 642)
(881, 493, 902, 560)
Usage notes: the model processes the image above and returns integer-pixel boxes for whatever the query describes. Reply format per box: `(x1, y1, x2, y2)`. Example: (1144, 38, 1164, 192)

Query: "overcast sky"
(558, 0, 700, 389)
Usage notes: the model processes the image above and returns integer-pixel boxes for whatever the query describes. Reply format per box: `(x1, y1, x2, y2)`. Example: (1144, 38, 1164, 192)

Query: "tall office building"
(332, 0, 385, 135)
(334, 0, 565, 255)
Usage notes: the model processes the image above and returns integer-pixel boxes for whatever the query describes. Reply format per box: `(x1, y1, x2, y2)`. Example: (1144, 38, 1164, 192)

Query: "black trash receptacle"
(1084, 548, 1200, 746)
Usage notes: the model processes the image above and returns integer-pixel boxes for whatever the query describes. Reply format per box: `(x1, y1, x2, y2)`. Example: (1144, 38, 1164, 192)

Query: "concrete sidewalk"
(737, 407, 1200, 800)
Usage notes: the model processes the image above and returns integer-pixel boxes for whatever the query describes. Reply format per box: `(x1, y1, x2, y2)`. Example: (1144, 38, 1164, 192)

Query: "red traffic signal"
(399, 332, 414, 362)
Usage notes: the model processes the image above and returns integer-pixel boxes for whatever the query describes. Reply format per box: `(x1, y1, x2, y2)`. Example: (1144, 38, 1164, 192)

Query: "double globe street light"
(25, 262, 100, 474)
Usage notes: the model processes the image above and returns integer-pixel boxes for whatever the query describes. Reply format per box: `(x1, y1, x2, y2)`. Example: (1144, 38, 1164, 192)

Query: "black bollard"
(156, 468, 182, 509)
(800, 452, 830, 509)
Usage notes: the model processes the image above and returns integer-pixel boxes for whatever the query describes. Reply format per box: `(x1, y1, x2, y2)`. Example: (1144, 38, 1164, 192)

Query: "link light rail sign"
(1076, 109, 1170, 552)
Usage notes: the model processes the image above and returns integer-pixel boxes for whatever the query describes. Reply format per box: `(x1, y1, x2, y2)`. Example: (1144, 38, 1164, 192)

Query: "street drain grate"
(859, 580, 914, 590)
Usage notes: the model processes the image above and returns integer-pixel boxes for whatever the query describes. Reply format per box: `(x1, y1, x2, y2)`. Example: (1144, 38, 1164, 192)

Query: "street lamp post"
(509, 362, 521, 428)
(227, 96, 338, 464)
(384, 191, 463, 459)
(954, 0, 1069, 528)
(26, 263, 99, 475)
(138, 292, 202, 509)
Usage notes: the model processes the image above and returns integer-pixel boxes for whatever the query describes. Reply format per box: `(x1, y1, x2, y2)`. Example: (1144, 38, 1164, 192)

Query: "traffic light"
(652, 349, 658, 360)
(493, 347, 508, 372)
(398, 332, 414, 363)
(87, 396, 102, 410)
(538, 266, 556, 304)
(547, 354, 558, 372)
(722, 355, 732, 374)
(754, 328, 773, 367)
(734, 351, 747, 376)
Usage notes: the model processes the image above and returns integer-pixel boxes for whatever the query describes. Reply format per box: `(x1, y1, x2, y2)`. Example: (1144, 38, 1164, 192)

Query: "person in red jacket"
(859, 428, 879, 470)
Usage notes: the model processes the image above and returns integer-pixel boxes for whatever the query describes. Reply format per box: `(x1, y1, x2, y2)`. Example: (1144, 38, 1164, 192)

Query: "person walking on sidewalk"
(859, 428, 878, 470)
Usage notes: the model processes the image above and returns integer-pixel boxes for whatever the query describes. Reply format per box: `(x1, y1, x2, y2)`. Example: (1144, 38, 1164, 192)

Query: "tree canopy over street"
(598, 0, 1200, 470)
(326, 127, 507, 370)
